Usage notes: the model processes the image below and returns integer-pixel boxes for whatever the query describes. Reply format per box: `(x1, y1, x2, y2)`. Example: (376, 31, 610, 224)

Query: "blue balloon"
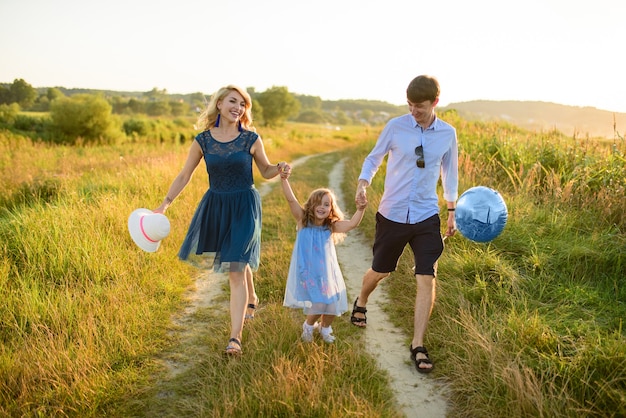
(455, 186, 508, 242)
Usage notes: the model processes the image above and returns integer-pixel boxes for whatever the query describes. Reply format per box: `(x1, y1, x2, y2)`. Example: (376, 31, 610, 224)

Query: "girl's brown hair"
(302, 188, 346, 244)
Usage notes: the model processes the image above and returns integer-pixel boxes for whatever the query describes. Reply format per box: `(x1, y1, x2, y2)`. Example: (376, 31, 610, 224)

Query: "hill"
(440, 100, 625, 139)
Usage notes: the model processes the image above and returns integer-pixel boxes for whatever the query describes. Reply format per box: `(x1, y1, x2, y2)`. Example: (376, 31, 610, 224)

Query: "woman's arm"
(251, 136, 289, 179)
(153, 141, 203, 213)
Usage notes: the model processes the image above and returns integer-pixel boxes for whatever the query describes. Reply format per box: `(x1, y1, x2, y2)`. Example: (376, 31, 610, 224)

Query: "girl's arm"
(333, 195, 368, 233)
(281, 178, 304, 221)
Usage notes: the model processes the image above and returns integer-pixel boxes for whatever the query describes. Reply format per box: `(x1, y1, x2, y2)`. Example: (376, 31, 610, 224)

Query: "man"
(352, 75, 458, 373)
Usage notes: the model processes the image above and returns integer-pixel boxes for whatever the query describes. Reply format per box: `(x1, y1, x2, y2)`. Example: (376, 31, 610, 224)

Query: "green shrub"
(50, 94, 115, 144)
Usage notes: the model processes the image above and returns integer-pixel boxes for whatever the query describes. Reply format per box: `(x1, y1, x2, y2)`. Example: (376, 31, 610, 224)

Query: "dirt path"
(329, 158, 449, 418)
(157, 154, 449, 416)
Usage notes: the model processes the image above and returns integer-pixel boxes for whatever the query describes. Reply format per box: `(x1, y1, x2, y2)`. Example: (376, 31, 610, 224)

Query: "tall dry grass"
(2, 113, 625, 417)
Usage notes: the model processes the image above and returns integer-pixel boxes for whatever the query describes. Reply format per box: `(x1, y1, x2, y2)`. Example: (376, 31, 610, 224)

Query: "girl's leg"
(320, 314, 336, 343)
(302, 314, 322, 342)
(305, 314, 322, 326)
(320, 314, 335, 328)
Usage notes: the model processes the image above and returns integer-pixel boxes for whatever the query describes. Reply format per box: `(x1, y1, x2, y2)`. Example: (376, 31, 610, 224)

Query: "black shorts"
(371, 212, 444, 276)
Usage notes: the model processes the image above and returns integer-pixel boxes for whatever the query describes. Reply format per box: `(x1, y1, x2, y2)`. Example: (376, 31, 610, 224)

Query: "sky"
(1, 0, 625, 113)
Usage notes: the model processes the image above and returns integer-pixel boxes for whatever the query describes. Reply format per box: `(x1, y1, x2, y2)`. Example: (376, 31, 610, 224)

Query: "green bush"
(0, 103, 20, 125)
(50, 94, 116, 144)
(122, 118, 149, 136)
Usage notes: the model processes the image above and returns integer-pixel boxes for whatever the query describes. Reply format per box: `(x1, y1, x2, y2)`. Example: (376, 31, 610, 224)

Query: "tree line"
(0, 79, 404, 145)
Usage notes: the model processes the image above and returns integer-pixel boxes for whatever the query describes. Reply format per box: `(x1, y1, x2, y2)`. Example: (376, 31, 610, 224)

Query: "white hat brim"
(128, 208, 162, 252)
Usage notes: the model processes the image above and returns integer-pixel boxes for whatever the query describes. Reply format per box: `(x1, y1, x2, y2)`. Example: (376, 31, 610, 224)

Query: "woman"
(154, 85, 290, 355)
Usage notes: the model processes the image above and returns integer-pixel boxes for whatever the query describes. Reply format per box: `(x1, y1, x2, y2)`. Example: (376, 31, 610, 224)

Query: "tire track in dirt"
(329, 158, 449, 418)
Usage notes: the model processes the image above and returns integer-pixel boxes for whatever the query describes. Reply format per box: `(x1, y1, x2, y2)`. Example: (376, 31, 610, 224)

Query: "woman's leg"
(229, 269, 248, 342)
(245, 265, 258, 318)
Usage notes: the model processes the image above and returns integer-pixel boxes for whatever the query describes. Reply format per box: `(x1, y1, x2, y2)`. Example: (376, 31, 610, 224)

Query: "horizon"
(6, 80, 625, 115)
(2, 0, 625, 113)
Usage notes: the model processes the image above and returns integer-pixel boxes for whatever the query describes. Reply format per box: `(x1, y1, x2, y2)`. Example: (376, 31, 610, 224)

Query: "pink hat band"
(140, 216, 160, 243)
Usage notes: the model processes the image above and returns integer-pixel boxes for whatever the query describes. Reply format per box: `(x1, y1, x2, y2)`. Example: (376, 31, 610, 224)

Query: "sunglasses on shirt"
(415, 145, 425, 168)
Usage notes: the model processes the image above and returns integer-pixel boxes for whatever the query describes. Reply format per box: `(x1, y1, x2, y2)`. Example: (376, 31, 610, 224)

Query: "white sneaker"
(301, 321, 318, 342)
(320, 326, 335, 343)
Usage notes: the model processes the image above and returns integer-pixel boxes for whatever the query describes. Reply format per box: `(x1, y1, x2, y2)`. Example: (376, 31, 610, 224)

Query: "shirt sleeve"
(441, 129, 459, 202)
(359, 122, 394, 183)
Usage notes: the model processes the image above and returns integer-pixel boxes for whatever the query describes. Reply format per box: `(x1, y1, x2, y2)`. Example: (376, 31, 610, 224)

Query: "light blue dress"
(283, 225, 348, 315)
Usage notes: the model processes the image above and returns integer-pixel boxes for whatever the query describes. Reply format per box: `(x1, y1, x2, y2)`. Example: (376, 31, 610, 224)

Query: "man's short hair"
(407, 75, 440, 103)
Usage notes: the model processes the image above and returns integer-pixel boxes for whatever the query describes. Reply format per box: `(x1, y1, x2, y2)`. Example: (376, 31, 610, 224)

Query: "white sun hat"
(128, 208, 171, 252)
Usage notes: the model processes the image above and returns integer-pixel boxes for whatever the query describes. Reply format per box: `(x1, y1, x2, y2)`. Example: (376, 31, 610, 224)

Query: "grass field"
(1, 115, 624, 417)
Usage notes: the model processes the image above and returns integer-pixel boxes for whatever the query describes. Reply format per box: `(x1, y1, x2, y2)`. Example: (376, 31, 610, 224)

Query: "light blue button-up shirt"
(358, 113, 458, 224)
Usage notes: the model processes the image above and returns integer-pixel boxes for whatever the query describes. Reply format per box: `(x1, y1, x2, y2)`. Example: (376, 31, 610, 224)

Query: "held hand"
(355, 194, 368, 210)
(278, 162, 292, 179)
(355, 186, 367, 202)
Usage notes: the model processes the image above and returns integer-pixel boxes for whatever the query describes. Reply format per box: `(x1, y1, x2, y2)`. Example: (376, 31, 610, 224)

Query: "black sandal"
(410, 345, 434, 373)
(245, 297, 259, 320)
(245, 303, 257, 320)
(350, 298, 367, 327)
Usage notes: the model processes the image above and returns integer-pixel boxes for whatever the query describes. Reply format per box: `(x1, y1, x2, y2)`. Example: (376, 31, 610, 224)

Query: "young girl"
(281, 176, 367, 343)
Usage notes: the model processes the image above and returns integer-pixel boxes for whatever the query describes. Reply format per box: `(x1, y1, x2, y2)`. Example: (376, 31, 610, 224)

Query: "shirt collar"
(412, 114, 438, 132)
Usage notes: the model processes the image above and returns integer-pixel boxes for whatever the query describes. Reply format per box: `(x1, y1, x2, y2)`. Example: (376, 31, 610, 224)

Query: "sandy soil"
(328, 158, 449, 417)
(158, 154, 450, 417)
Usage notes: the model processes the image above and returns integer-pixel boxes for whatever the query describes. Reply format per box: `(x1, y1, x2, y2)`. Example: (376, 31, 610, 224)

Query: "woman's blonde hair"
(196, 85, 255, 132)
(302, 188, 346, 244)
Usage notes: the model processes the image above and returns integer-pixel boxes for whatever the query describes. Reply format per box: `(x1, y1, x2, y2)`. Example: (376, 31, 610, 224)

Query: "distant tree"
(359, 109, 374, 123)
(144, 87, 167, 101)
(9, 79, 37, 108)
(31, 96, 50, 112)
(256, 86, 300, 127)
(50, 94, 115, 144)
(123, 118, 149, 136)
(188, 92, 206, 111)
(295, 94, 322, 110)
(146, 100, 171, 116)
(334, 110, 351, 125)
(47, 87, 64, 101)
(0, 86, 11, 104)
(296, 109, 328, 124)
(110, 96, 129, 114)
(128, 98, 145, 114)
(251, 98, 264, 126)
(169, 100, 189, 117)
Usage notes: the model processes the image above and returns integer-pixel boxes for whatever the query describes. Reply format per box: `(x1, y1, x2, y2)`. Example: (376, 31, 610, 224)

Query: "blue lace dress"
(178, 129, 262, 273)
(283, 225, 348, 315)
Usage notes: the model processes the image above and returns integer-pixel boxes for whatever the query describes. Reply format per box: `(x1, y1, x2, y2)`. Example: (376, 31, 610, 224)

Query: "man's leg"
(351, 269, 389, 326)
(411, 273, 436, 371)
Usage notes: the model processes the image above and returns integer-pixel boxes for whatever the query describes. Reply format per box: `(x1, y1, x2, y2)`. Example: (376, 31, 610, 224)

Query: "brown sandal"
(225, 338, 242, 356)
